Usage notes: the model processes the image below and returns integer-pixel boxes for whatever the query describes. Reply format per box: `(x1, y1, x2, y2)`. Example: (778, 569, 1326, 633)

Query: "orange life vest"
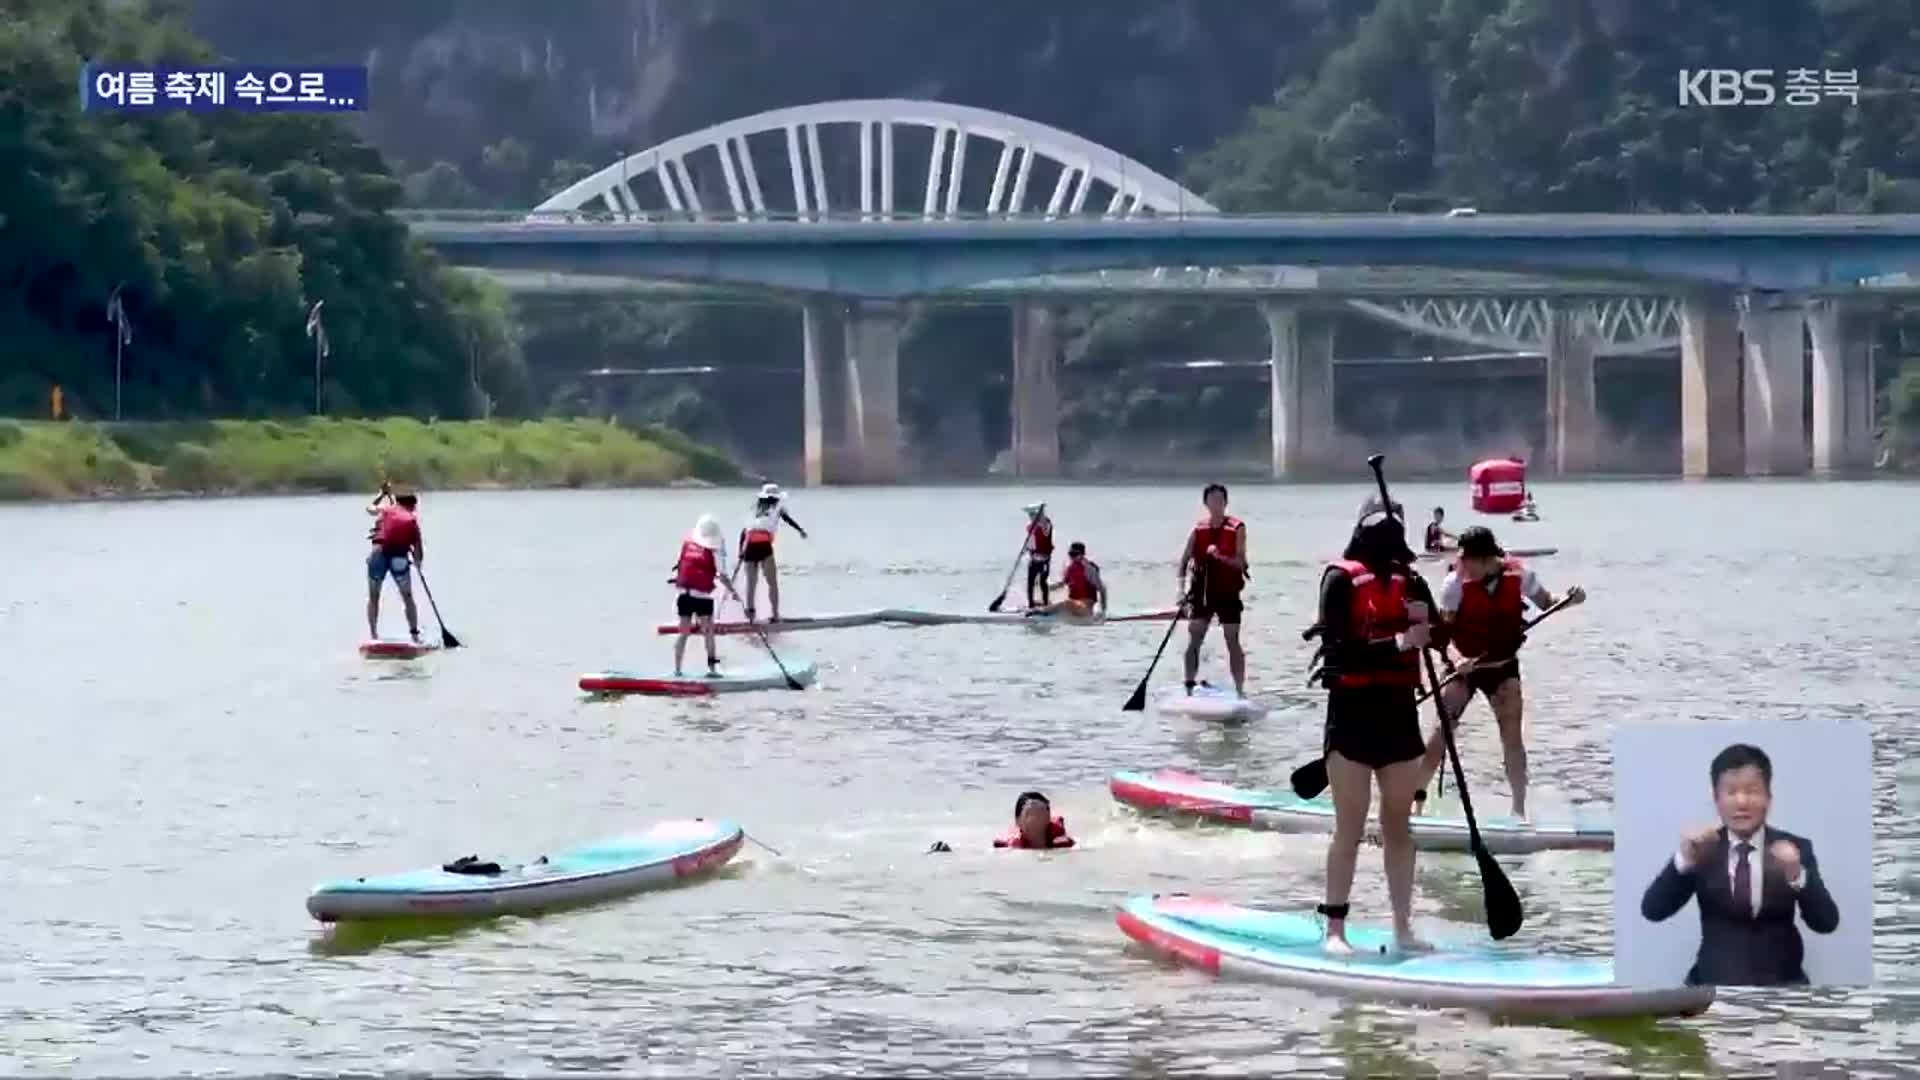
(994, 816, 1075, 849)
(673, 540, 718, 595)
(1190, 515, 1247, 594)
(372, 507, 419, 554)
(1028, 518, 1054, 557)
(1325, 558, 1421, 689)
(1450, 557, 1527, 658)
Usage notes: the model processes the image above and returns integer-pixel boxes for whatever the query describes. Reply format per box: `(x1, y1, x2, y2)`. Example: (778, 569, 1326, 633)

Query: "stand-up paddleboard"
(360, 638, 437, 660)
(1115, 894, 1713, 1020)
(579, 657, 817, 696)
(652, 611, 884, 636)
(306, 818, 744, 922)
(1110, 769, 1612, 854)
(877, 607, 1180, 627)
(1419, 546, 1557, 563)
(1153, 684, 1269, 721)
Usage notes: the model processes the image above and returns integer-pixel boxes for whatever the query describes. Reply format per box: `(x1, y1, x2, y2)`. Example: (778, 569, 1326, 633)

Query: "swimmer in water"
(1423, 506, 1456, 553)
(993, 791, 1076, 849)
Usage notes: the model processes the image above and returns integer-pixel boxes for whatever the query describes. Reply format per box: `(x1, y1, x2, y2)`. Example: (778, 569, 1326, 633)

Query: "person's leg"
(395, 569, 420, 640)
(701, 613, 719, 673)
(366, 577, 382, 640)
(672, 611, 693, 675)
(1417, 679, 1475, 794)
(1321, 751, 1374, 955)
(1221, 621, 1246, 696)
(743, 562, 761, 620)
(765, 556, 782, 621)
(1182, 614, 1211, 688)
(1489, 676, 1529, 817)
(1376, 755, 1432, 952)
(1026, 559, 1043, 608)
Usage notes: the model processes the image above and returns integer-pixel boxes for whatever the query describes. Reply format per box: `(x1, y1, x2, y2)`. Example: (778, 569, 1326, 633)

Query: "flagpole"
(306, 300, 326, 415)
(108, 282, 126, 421)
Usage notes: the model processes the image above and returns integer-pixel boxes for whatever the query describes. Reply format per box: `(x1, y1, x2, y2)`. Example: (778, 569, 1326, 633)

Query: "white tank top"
(747, 500, 783, 537)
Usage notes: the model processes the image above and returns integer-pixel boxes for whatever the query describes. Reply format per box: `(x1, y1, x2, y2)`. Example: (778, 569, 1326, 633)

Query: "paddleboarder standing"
(670, 514, 731, 677)
(1023, 503, 1055, 609)
(738, 482, 807, 624)
(364, 485, 424, 644)
(1416, 525, 1584, 819)
(1311, 502, 1436, 955)
(1178, 483, 1249, 697)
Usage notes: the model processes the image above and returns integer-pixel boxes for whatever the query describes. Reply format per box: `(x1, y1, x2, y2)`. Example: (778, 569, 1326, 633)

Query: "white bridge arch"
(535, 99, 1681, 354)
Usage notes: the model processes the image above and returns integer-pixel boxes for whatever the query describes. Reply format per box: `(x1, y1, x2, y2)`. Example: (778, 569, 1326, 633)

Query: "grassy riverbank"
(0, 418, 740, 500)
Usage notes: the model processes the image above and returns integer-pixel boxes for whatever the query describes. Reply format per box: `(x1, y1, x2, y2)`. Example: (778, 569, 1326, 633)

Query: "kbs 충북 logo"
(1676, 69, 1859, 107)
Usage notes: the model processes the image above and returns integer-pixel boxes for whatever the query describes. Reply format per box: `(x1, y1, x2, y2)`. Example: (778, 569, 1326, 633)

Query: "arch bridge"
(496, 101, 1878, 481)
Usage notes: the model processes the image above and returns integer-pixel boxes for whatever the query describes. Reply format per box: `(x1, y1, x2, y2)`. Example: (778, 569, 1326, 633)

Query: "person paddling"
(1178, 483, 1249, 697)
(1424, 507, 1456, 553)
(365, 486, 424, 643)
(1023, 503, 1055, 609)
(1310, 503, 1436, 955)
(1415, 526, 1585, 819)
(739, 482, 807, 623)
(1027, 541, 1106, 618)
(669, 514, 732, 677)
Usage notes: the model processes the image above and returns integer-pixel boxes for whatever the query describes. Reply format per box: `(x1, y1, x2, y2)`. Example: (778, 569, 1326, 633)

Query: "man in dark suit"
(1639, 743, 1841, 986)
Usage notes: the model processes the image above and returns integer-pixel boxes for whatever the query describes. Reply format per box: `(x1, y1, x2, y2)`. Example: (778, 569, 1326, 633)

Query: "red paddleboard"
(360, 638, 437, 659)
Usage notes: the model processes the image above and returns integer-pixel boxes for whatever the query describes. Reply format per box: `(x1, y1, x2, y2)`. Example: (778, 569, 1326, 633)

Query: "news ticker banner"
(82, 65, 368, 113)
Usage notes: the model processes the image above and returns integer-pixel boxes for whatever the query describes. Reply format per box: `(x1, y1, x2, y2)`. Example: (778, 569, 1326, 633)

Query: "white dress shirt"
(1672, 828, 1806, 916)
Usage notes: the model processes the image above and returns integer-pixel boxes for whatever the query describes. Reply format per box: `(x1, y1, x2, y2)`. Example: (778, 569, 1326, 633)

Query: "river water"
(3, 480, 1918, 1075)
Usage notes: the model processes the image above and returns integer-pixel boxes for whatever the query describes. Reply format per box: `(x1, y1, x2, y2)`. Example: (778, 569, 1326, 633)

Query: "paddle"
(414, 567, 462, 649)
(1365, 453, 1520, 940)
(988, 502, 1042, 612)
(1288, 594, 1577, 800)
(723, 578, 803, 690)
(1113, 557, 1198, 711)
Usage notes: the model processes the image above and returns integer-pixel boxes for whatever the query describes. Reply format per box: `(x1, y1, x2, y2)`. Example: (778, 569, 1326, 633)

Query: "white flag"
(305, 301, 330, 358)
(106, 291, 132, 345)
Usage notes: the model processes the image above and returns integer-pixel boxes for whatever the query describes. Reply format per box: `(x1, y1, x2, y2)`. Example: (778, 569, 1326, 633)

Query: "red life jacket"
(1064, 558, 1099, 602)
(372, 507, 419, 553)
(994, 816, 1075, 849)
(673, 540, 718, 595)
(1190, 515, 1247, 594)
(1028, 519, 1054, 556)
(1326, 559, 1421, 689)
(1450, 557, 1527, 658)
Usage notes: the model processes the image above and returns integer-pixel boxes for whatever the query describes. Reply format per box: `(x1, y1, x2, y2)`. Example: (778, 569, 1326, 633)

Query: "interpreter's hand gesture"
(1770, 838, 1802, 882)
(1680, 825, 1720, 866)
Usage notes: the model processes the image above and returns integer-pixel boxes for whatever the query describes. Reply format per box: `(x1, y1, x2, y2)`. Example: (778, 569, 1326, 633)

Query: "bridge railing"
(395, 207, 1233, 224)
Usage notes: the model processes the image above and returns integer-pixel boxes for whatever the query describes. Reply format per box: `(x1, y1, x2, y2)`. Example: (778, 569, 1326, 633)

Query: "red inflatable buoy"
(1470, 458, 1528, 514)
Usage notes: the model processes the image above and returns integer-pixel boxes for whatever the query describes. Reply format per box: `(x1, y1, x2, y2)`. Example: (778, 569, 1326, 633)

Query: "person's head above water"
(1432, 506, 1445, 522)
(1067, 541, 1086, 560)
(1455, 525, 1504, 576)
(1014, 791, 1057, 846)
(1201, 483, 1229, 515)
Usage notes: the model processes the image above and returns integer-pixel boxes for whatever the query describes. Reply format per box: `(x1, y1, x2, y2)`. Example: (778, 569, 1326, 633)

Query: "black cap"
(1458, 526, 1503, 558)
(1067, 541, 1086, 556)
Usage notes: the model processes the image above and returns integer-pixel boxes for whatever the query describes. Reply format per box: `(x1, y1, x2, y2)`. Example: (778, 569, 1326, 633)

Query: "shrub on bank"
(0, 418, 740, 500)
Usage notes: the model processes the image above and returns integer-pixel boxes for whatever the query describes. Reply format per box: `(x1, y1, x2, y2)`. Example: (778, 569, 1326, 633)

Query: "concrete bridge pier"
(1263, 302, 1335, 479)
(844, 299, 906, 483)
(1680, 295, 1744, 478)
(1805, 298, 1877, 474)
(802, 300, 852, 487)
(1544, 303, 1599, 474)
(1740, 295, 1809, 476)
(1010, 301, 1063, 477)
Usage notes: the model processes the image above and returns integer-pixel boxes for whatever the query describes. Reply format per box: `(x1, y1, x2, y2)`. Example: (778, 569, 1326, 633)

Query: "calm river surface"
(4, 480, 1920, 1075)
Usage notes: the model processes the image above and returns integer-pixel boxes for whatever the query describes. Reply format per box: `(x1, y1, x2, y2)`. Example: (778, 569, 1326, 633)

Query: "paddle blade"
(1289, 758, 1329, 800)
(1475, 845, 1525, 940)
(1121, 680, 1148, 712)
(988, 594, 1006, 612)
(441, 628, 462, 649)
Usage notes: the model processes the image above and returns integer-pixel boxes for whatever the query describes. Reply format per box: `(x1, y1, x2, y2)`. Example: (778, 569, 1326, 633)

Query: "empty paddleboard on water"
(876, 608, 1180, 627)
(578, 658, 818, 696)
(1115, 894, 1713, 1020)
(359, 638, 437, 660)
(651, 612, 884, 636)
(306, 818, 744, 921)
(1154, 684, 1268, 721)
(1110, 769, 1613, 854)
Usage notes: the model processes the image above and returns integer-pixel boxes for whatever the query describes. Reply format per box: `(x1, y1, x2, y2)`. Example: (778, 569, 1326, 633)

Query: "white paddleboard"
(1154, 684, 1268, 721)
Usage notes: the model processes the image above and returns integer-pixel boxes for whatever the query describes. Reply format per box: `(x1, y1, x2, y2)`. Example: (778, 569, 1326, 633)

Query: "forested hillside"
(5, 0, 1916, 467)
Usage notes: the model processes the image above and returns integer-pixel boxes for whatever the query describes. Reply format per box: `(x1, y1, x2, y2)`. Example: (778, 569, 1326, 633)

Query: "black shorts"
(1324, 685, 1424, 770)
(1463, 658, 1519, 697)
(676, 593, 715, 618)
(741, 540, 774, 564)
(1187, 591, 1243, 626)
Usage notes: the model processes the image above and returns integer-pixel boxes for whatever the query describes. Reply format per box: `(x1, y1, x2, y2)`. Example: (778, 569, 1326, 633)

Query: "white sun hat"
(690, 513, 725, 550)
